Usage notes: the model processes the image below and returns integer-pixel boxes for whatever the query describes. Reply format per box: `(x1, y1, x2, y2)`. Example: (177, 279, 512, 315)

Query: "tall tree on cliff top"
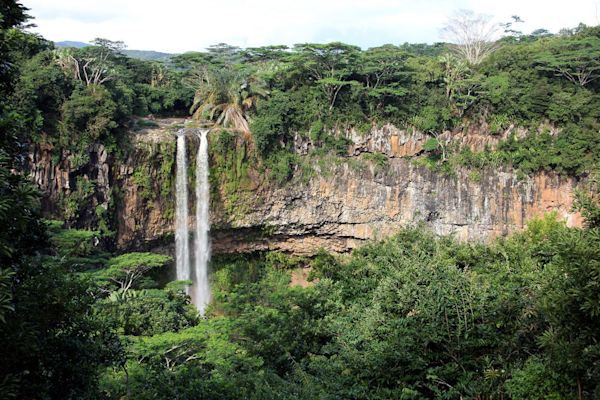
(288, 42, 362, 111)
(189, 65, 267, 134)
(442, 10, 501, 65)
(535, 26, 600, 87)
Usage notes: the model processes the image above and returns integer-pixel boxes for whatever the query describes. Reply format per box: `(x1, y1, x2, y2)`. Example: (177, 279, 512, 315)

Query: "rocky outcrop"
(28, 120, 583, 255)
(292, 122, 554, 158)
(29, 141, 112, 228)
(209, 161, 581, 255)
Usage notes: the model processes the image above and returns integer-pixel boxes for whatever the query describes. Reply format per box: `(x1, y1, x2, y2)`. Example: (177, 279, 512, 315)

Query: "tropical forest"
(1, 0, 599, 399)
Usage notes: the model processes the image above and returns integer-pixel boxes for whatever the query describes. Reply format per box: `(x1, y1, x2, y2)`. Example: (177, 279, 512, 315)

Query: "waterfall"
(174, 127, 212, 315)
(193, 129, 211, 314)
(175, 129, 190, 290)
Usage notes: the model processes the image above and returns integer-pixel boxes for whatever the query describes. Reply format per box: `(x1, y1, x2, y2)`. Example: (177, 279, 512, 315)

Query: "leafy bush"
(98, 289, 197, 336)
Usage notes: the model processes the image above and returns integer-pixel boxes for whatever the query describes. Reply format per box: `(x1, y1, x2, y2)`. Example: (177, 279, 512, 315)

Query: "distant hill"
(54, 41, 174, 61)
(122, 49, 173, 61)
(55, 40, 90, 48)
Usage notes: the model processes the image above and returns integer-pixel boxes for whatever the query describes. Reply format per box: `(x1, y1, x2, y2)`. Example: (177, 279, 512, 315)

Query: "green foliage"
(100, 319, 277, 400)
(573, 172, 600, 228)
(209, 130, 255, 217)
(423, 137, 440, 152)
(264, 251, 307, 270)
(505, 357, 569, 400)
(453, 124, 600, 176)
(60, 84, 118, 146)
(132, 166, 153, 202)
(157, 141, 176, 219)
(535, 28, 600, 87)
(0, 268, 14, 323)
(410, 106, 449, 133)
(536, 227, 600, 393)
(98, 289, 197, 336)
(265, 151, 301, 184)
(97, 252, 172, 292)
(488, 113, 511, 134)
(139, 214, 596, 400)
(362, 152, 389, 168)
(190, 64, 267, 132)
(1, 254, 124, 399)
(63, 176, 96, 221)
(50, 226, 100, 256)
(0, 4, 125, 398)
(251, 89, 296, 155)
(107, 252, 172, 271)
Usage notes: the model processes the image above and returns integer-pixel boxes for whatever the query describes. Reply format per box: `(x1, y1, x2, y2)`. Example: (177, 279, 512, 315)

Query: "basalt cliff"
(28, 120, 583, 255)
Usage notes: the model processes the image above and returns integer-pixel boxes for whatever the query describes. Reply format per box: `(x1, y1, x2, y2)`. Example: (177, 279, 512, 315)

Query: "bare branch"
(442, 10, 500, 65)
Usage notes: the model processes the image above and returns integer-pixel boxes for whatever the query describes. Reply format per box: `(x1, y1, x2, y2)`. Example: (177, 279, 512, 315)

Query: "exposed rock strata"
(28, 122, 582, 255)
(293, 123, 555, 158)
(209, 161, 581, 255)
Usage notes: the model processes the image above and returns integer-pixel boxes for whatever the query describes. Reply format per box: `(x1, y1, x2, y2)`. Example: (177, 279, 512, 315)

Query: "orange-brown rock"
(208, 160, 581, 255)
(28, 122, 583, 255)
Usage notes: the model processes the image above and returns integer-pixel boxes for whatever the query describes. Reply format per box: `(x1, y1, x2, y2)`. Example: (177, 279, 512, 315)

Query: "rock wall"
(29, 142, 112, 228)
(210, 161, 581, 255)
(28, 121, 582, 255)
(294, 122, 545, 158)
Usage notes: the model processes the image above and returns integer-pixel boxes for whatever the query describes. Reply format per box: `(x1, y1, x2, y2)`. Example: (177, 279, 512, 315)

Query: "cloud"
(21, 0, 600, 53)
(467, 0, 600, 34)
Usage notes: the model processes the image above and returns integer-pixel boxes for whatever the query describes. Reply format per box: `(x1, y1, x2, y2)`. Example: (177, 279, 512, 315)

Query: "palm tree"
(189, 66, 267, 134)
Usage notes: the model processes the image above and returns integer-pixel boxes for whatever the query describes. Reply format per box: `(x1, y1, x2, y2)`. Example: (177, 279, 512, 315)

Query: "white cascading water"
(175, 129, 190, 290)
(193, 129, 211, 314)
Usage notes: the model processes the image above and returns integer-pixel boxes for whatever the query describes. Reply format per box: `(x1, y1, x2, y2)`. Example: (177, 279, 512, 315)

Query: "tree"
(98, 288, 197, 336)
(573, 170, 600, 229)
(92, 37, 126, 54)
(189, 66, 267, 133)
(60, 84, 118, 150)
(99, 252, 172, 295)
(242, 45, 289, 63)
(442, 10, 500, 65)
(0, 7, 124, 396)
(423, 135, 447, 161)
(358, 45, 410, 115)
(535, 31, 600, 86)
(53, 38, 124, 91)
(289, 42, 361, 111)
(500, 15, 524, 37)
(439, 53, 480, 117)
(206, 42, 242, 65)
(537, 225, 600, 399)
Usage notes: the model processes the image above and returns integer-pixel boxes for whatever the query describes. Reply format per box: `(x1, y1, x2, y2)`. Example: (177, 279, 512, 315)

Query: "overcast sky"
(22, 0, 600, 53)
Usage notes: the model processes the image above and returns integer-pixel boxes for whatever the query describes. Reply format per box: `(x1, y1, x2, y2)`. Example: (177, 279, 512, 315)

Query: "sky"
(22, 0, 600, 53)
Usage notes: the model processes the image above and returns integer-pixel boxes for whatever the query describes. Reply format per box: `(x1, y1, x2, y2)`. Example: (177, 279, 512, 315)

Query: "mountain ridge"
(55, 41, 174, 61)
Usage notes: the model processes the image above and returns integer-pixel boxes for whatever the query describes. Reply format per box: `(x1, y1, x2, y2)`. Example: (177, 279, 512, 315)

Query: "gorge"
(4, 5, 600, 397)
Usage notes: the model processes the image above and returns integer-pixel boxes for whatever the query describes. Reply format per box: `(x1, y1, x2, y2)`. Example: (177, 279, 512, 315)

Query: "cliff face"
(29, 142, 112, 228)
(297, 122, 546, 157)
(210, 161, 580, 255)
(28, 121, 582, 255)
